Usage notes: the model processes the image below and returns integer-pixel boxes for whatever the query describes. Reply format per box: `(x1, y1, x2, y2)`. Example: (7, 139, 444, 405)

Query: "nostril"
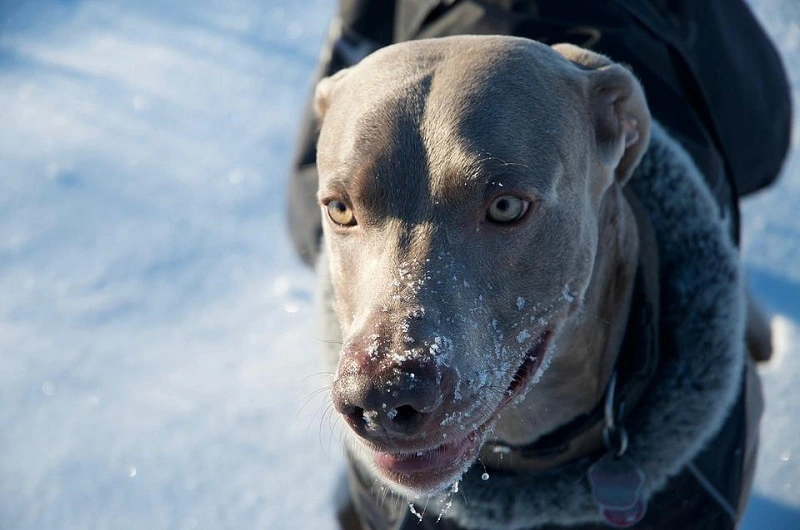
(344, 404, 422, 433)
(389, 404, 419, 426)
(340, 402, 425, 435)
(342, 405, 366, 429)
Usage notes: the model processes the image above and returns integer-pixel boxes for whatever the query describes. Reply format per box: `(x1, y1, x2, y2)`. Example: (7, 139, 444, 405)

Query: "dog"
(312, 36, 764, 529)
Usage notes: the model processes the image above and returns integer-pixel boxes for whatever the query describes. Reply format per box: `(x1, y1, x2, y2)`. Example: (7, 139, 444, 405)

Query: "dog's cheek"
(517, 208, 598, 311)
(323, 241, 362, 332)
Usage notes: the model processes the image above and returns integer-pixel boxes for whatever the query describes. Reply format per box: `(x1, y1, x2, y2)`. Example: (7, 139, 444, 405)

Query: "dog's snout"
(332, 355, 448, 438)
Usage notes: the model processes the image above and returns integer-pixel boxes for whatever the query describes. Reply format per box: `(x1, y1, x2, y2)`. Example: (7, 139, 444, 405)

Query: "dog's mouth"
(368, 330, 552, 492)
(371, 423, 489, 492)
(504, 329, 552, 404)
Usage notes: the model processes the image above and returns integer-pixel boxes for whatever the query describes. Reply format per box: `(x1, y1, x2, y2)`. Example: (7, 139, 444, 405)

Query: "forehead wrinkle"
(425, 141, 564, 208)
(318, 158, 360, 195)
(330, 77, 435, 226)
(418, 72, 567, 206)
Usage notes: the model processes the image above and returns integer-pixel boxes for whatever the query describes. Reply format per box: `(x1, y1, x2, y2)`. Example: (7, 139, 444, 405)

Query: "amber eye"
(487, 195, 529, 224)
(326, 200, 357, 226)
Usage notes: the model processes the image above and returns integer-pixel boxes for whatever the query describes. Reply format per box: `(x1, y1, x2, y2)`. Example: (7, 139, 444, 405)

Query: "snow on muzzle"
(331, 331, 456, 445)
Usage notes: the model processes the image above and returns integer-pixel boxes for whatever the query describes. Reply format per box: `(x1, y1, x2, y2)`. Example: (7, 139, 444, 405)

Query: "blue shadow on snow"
(746, 266, 800, 322)
(741, 494, 800, 530)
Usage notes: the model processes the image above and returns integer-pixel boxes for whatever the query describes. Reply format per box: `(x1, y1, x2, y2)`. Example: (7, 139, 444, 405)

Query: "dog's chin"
(366, 419, 492, 496)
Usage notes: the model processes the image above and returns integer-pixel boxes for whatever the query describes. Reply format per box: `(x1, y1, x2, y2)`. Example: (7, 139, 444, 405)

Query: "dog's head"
(314, 36, 649, 496)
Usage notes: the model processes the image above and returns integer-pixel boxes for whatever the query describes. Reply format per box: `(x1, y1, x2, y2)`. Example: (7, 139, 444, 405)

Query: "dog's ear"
(314, 67, 352, 120)
(552, 44, 651, 185)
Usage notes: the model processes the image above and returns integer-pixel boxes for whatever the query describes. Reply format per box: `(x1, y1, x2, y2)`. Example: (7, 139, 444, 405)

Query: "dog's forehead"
(318, 36, 585, 218)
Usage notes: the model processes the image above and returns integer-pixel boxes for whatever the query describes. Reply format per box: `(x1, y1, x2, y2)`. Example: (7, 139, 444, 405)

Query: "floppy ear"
(314, 67, 352, 120)
(552, 43, 651, 185)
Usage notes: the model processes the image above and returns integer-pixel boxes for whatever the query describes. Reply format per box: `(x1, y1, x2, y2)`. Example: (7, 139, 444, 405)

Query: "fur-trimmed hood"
(337, 123, 747, 529)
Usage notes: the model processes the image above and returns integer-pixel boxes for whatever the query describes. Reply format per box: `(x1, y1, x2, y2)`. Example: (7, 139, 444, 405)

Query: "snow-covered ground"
(0, 1, 797, 529)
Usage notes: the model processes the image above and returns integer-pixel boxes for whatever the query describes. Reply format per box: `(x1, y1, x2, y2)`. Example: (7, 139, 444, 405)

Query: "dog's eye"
(487, 195, 529, 224)
(326, 200, 357, 226)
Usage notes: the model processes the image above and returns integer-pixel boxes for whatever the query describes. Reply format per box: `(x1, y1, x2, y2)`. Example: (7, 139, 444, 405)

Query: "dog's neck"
(483, 183, 640, 472)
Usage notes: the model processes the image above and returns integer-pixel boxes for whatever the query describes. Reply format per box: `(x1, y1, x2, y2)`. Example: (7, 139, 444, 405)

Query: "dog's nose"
(332, 356, 446, 437)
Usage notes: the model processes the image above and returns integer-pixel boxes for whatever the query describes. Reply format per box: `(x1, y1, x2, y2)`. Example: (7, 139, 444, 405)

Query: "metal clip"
(602, 371, 628, 457)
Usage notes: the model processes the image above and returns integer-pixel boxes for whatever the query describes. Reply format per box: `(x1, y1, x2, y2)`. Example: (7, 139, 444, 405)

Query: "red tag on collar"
(588, 452, 647, 527)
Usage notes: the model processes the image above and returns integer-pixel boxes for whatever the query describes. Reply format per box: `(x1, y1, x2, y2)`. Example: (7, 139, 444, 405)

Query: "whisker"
(312, 335, 343, 346)
(297, 385, 332, 417)
(302, 370, 335, 382)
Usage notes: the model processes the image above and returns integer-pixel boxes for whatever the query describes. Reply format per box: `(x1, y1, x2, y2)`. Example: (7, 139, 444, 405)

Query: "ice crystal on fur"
(409, 503, 424, 522)
(435, 482, 460, 522)
(453, 367, 463, 401)
(561, 284, 575, 303)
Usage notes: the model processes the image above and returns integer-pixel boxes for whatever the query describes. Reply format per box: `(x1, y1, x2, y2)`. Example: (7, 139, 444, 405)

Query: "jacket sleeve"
(287, 0, 396, 267)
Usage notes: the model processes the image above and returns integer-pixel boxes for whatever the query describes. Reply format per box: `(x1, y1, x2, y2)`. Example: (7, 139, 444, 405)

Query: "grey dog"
(313, 36, 765, 529)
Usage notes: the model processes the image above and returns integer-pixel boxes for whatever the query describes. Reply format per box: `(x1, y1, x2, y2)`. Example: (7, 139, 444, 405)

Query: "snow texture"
(0, 1, 797, 529)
